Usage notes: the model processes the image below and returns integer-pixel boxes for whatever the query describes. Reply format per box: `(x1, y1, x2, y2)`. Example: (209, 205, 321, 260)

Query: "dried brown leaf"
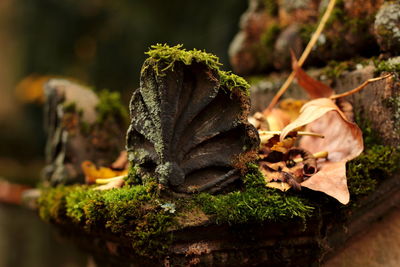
(292, 53, 334, 99)
(280, 98, 363, 204)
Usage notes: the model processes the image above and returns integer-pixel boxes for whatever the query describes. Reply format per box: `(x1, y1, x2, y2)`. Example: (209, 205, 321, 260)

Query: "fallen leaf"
(81, 161, 128, 184)
(280, 98, 363, 204)
(278, 98, 307, 121)
(292, 52, 334, 99)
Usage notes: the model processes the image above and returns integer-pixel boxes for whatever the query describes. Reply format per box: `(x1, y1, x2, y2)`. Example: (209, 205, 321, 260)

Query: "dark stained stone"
(127, 60, 260, 194)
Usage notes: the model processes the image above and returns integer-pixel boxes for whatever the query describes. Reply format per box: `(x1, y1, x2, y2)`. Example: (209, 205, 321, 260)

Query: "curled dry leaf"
(292, 53, 334, 99)
(280, 98, 363, 204)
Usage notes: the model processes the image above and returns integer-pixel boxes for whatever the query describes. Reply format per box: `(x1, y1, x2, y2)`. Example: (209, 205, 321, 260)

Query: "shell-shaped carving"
(127, 58, 259, 194)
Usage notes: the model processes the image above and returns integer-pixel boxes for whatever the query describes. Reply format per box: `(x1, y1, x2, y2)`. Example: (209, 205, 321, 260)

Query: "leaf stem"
(329, 74, 393, 100)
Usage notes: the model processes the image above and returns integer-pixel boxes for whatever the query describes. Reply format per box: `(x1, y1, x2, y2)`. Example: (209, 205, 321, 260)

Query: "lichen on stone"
(374, 2, 400, 52)
(375, 56, 400, 74)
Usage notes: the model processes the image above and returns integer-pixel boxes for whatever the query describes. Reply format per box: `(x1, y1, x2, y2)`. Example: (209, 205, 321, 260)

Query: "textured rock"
(374, 1, 400, 54)
(334, 65, 400, 146)
(273, 24, 303, 70)
(229, 0, 385, 75)
(229, 0, 277, 75)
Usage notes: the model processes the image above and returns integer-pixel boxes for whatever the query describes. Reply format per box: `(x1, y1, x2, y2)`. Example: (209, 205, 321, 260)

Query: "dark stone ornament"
(127, 48, 260, 194)
(43, 79, 126, 185)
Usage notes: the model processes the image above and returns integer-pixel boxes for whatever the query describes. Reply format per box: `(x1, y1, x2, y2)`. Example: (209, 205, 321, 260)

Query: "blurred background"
(0, 0, 246, 266)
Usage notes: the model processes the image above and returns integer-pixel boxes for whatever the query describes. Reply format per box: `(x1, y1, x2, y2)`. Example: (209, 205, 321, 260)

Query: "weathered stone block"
(127, 45, 260, 194)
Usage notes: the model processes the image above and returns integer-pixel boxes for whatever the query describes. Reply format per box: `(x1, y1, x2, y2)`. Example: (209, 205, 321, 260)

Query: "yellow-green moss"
(144, 44, 250, 95)
(38, 184, 173, 257)
(322, 58, 372, 79)
(195, 164, 314, 225)
(62, 102, 77, 113)
(260, 23, 281, 50)
(96, 90, 129, 126)
(374, 57, 400, 74)
(263, 0, 279, 16)
(347, 115, 400, 198)
(347, 145, 400, 197)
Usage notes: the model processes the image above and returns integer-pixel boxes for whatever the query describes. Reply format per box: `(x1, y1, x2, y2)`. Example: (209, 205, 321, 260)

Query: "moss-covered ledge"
(37, 136, 399, 265)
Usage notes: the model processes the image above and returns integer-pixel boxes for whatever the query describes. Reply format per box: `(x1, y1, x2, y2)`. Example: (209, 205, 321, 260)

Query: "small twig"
(265, 0, 337, 113)
(330, 74, 393, 100)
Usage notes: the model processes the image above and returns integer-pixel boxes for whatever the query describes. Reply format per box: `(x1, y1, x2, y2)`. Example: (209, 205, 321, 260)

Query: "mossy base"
(37, 135, 399, 265)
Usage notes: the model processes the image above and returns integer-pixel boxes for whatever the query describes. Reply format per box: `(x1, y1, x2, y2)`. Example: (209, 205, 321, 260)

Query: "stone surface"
(127, 60, 260, 194)
(46, 172, 400, 266)
(325, 207, 400, 267)
(229, 0, 384, 75)
(334, 65, 400, 146)
(374, 1, 400, 54)
(228, 0, 276, 75)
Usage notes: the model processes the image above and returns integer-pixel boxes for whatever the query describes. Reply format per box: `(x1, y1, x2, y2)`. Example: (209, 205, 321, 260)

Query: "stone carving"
(43, 79, 126, 185)
(127, 47, 260, 194)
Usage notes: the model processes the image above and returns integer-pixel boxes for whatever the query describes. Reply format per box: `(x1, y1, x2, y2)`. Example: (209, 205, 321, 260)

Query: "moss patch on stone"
(260, 23, 281, 50)
(96, 90, 129, 126)
(196, 164, 314, 225)
(347, 115, 400, 199)
(374, 57, 400, 74)
(144, 44, 250, 94)
(347, 145, 400, 197)
(38, 118, 400, 257)
(38, 184, 174, 257)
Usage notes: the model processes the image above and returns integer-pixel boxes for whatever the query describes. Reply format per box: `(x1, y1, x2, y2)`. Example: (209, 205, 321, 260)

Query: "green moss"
(38, 124, 400, 255)
(63, 102, 77, 113)
(144, 44, 250, 94)
(322, 58, 371, 79)
(196, 164, 314, 225)
(322, 60, 353, 79)
(264, 0, 278, 16)
(38, 184, 174, 257)
(375, 57, 400, 74)
(300, 0, 376, 59)
(383, 96, 400, 130)
(125, 164, 142, 186)
(325, 0, 345, 27)
(347, 145, 400, 197)
(346, 115, 400, 198)
(38, 185, 72, 223)
(96, 90, 129, 126)
(260, 23, 281, 50)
